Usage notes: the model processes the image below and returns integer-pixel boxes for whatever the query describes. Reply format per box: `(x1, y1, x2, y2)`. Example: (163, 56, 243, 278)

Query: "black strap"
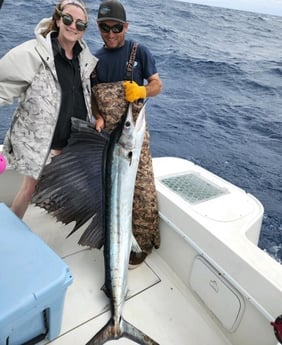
(6, 310, 49, 345)
(125, 42, 139, 81)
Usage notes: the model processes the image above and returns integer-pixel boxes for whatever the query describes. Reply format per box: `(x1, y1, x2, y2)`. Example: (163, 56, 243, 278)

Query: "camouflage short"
(92, 82, 160, 253)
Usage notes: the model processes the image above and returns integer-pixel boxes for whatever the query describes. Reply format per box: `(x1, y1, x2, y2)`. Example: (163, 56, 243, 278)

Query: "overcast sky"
(183, 0, 282, 16)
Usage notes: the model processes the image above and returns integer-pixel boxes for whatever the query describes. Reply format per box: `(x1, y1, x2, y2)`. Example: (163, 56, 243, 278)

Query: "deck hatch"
(160, 173, 228, 204)
(190, 256, 244, 332)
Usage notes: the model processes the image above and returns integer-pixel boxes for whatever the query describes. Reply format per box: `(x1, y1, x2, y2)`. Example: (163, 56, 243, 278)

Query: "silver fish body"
(86, 103, 159, 345)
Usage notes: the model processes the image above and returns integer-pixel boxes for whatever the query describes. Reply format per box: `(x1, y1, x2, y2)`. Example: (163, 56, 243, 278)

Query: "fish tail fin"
(85, 318, 114, 345)
(121, 317, 159, 345)
(85, 316, 159, 345)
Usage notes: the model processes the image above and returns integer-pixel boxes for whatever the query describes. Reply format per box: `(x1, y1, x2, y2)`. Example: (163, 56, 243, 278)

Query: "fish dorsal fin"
(32, 118, 110, 249)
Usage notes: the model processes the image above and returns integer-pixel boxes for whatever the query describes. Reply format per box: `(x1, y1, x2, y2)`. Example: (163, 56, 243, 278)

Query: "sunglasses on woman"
(98, 23, 124, 34)
(60, 13, 88, 31)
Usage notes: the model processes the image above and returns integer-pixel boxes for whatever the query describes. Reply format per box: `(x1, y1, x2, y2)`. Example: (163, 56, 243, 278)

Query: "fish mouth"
(118, 103, 146, 151)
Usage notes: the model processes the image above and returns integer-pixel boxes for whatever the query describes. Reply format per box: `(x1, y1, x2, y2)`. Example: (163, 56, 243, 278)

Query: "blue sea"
(0, 0, 282, 261)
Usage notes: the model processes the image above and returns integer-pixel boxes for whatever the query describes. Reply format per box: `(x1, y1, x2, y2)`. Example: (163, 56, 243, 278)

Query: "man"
(91, 0, 162, 268)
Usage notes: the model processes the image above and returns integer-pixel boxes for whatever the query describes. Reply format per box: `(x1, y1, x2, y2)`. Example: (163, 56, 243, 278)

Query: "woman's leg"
(11, 150, 62, 219)
(11, 176, 38, 219)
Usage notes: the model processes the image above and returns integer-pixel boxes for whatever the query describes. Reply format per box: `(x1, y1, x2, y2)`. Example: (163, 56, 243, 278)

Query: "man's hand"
(95, 116, 104, 132)
(123, 81, 146, 102)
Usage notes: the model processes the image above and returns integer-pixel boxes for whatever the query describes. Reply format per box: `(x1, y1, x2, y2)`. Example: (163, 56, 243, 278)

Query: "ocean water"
(0, 0, 282, 261)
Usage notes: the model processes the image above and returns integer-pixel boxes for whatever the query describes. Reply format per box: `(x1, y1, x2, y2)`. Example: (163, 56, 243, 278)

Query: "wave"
(1, 0, 282, 260)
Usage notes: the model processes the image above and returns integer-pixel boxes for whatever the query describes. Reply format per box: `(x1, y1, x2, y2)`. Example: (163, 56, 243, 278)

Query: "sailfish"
(32, 103, 159, 344)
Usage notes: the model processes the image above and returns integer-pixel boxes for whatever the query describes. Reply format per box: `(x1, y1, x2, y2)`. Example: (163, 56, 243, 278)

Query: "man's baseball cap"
(97, 0, 126, 23)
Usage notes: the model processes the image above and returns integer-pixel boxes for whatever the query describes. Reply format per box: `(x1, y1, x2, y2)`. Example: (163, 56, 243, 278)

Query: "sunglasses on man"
(98, 23, 124, 34)
(60, 12, 88, 31)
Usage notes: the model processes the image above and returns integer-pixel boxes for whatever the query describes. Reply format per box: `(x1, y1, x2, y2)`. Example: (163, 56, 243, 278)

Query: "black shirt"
(51, 35, 87, 150)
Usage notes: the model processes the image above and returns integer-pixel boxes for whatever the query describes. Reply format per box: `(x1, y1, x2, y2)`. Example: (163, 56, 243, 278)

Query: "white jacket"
(0, 18, 97, 179)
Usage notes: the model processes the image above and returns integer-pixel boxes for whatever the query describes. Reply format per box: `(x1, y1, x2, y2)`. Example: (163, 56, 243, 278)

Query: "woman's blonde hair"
(41, 0, 87, 37)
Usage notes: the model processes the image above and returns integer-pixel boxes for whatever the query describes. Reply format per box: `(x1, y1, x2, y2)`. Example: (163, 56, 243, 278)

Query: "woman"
(0, 0, 97, 218)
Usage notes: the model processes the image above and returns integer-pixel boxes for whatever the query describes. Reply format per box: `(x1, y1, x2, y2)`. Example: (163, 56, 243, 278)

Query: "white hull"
(0, 152, 281, 345)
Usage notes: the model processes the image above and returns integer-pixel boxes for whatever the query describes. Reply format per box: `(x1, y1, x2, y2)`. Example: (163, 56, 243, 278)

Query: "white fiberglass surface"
(22, 205, 230, 345)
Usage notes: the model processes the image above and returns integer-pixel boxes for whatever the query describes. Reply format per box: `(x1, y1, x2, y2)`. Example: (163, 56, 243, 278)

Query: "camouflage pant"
(92, 82, 160, 253)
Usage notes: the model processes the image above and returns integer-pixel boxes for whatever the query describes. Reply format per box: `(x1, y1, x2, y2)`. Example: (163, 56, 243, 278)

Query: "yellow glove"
(123, 81, 146, 102)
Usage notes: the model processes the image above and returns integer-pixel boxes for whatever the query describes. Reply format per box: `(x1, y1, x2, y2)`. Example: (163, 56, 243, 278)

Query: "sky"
(181, 0, 282, 16)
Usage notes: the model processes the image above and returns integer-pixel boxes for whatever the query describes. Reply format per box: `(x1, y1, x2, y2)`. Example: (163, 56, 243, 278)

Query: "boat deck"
(23, 205, 231, 345)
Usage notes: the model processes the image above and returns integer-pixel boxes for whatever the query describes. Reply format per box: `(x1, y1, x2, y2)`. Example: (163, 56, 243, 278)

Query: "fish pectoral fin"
(131, 234, 142, 253)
